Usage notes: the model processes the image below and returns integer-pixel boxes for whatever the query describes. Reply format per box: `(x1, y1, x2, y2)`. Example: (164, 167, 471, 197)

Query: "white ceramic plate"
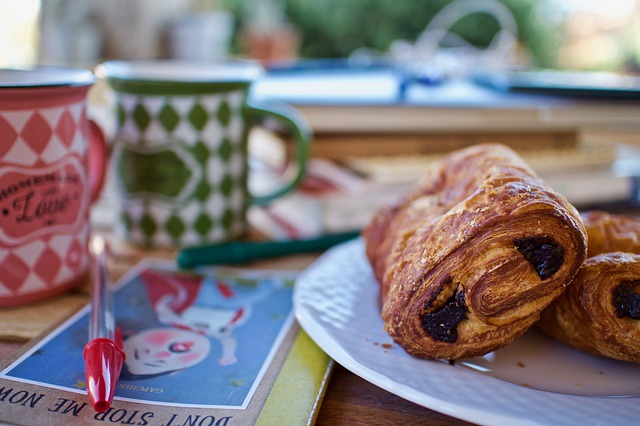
(293, 238, 640, 426)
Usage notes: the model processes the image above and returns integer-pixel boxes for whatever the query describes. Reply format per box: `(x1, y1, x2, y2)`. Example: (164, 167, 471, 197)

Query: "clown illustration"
(122, 269, 277, 377)
(123, 327, 211, 377)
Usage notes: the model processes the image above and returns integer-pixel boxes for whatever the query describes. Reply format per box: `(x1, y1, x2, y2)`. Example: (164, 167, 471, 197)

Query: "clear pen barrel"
(89, 236, 115, 341)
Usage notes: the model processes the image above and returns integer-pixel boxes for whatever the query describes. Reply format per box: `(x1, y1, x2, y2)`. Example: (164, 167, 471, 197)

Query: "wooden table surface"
(0, 232, 474, 426)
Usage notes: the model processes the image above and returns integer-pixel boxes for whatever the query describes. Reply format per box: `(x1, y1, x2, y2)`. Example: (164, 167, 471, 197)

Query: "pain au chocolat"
(537, 211, 640, 363)
(362, 143, 587, 360)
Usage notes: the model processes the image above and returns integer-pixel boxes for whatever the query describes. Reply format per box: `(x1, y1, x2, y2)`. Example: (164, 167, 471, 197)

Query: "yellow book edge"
(256, 328, 334, 426)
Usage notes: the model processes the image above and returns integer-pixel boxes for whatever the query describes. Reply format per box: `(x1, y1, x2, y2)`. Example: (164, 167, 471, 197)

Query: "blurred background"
(1, 0, 639, 74)
(3, 0, 640, 238)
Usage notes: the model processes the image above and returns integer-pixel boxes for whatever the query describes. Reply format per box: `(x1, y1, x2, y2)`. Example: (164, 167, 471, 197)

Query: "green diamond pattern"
(217, 100, 232, 126)
(165, 216, 186, 239)
(220, 175, 233, 197)
(194, 181, 211, 201)
(218, 138, 232, 161)
(133, 103, 151, 131)
(221, 209, 233, 230)
(193, 141, 209, 164)
(188, 103, 208, 130)
(194, 213, 213, 235)
(158, 104, 180, 132)
(140, 213, 158, 237)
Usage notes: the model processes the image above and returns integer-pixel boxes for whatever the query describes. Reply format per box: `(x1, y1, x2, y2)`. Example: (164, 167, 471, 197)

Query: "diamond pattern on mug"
(201, 119, 224, 150)
(216, 100, 232, 126)
(192, 141, 209, 164)
(188, 103, 208, 131)
(0, 101, 87, 167)
(119, 192, 247, 247)
(64, 116, 86, 158)
(194, 213, 213, 235)
(158, 104, 180, 132)
(206, 192, 228, 219)
(165, 215, 186, 239)
(113, 90, 250, 246)
(140, 213, 158, 238)
(0, 115, 18, 156)
(40, 134, 68, 164)
(115, 91, 246, 147)
(54, 109, 77, 147)
(57, 212, 90, 280)
(33, 247, 63, 283)
(219, 174, 234, 198)
(133, 103, 152, 131)
(199, 94, 223, 113)
(193, 180, 212, 202)
(0, 227, 89, 297)
(14, 238, 46, 268)
(3, 138, 38, 166)
(172, 121, 198, 147)
(64, 237, 84, 272)
(21, 112, 52, 154)
(171, 96, 196, 116)
(0, 252, 31, 292)
(208, 156, 227, 186)
(39, 105, 65, 139)
(18, 272, 49, 295)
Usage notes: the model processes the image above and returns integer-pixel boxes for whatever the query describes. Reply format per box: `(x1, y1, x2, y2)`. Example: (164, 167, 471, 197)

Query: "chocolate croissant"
(581, 210, 640, 257)
(537, 211, 640, 362)
(363, 143, 588, 360)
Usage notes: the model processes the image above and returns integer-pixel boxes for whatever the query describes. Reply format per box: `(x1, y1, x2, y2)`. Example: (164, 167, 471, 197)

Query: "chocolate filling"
(421, 287, 466, 343)
(514, 236, 564, 280)
(613, 280, 640, 319)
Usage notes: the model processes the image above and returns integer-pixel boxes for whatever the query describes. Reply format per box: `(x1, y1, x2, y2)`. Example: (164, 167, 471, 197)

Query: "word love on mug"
(0, 164, 85, 238)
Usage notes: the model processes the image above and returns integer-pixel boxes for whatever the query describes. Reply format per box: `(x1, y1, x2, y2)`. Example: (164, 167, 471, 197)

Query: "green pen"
(177, 230, 361, 268)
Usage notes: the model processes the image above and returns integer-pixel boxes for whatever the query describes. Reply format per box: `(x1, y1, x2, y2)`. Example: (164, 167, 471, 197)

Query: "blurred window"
(0, 0, 41, 67)
(1, 0, 638, 73)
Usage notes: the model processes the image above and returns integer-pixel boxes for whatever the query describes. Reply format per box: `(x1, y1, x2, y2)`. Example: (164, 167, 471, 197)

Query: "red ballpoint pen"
(83, 236, 125, 413)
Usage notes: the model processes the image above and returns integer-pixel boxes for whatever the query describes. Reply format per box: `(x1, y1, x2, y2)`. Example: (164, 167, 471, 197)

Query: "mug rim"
(0, 65, 95, 88)
(96, 59, 264, 84)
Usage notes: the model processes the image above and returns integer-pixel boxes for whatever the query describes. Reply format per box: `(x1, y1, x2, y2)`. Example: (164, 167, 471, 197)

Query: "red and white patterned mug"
(0, 66, 107, 307)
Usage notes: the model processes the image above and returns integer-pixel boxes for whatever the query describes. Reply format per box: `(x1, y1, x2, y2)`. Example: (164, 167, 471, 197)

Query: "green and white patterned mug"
(96, 59, 310, 248)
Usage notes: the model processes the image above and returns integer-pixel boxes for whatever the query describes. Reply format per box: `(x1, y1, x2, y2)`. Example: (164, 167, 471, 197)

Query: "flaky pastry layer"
(538, 211, 640, 363)
(363, 143, 587, 360)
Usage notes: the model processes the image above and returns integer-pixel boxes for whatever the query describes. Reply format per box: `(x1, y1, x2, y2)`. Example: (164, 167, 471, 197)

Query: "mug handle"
(87, 119, 108, 203)
(246, 100, 311, 206)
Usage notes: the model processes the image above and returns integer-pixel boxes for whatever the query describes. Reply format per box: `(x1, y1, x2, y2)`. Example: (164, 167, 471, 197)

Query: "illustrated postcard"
(0, 260, 305, 426)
